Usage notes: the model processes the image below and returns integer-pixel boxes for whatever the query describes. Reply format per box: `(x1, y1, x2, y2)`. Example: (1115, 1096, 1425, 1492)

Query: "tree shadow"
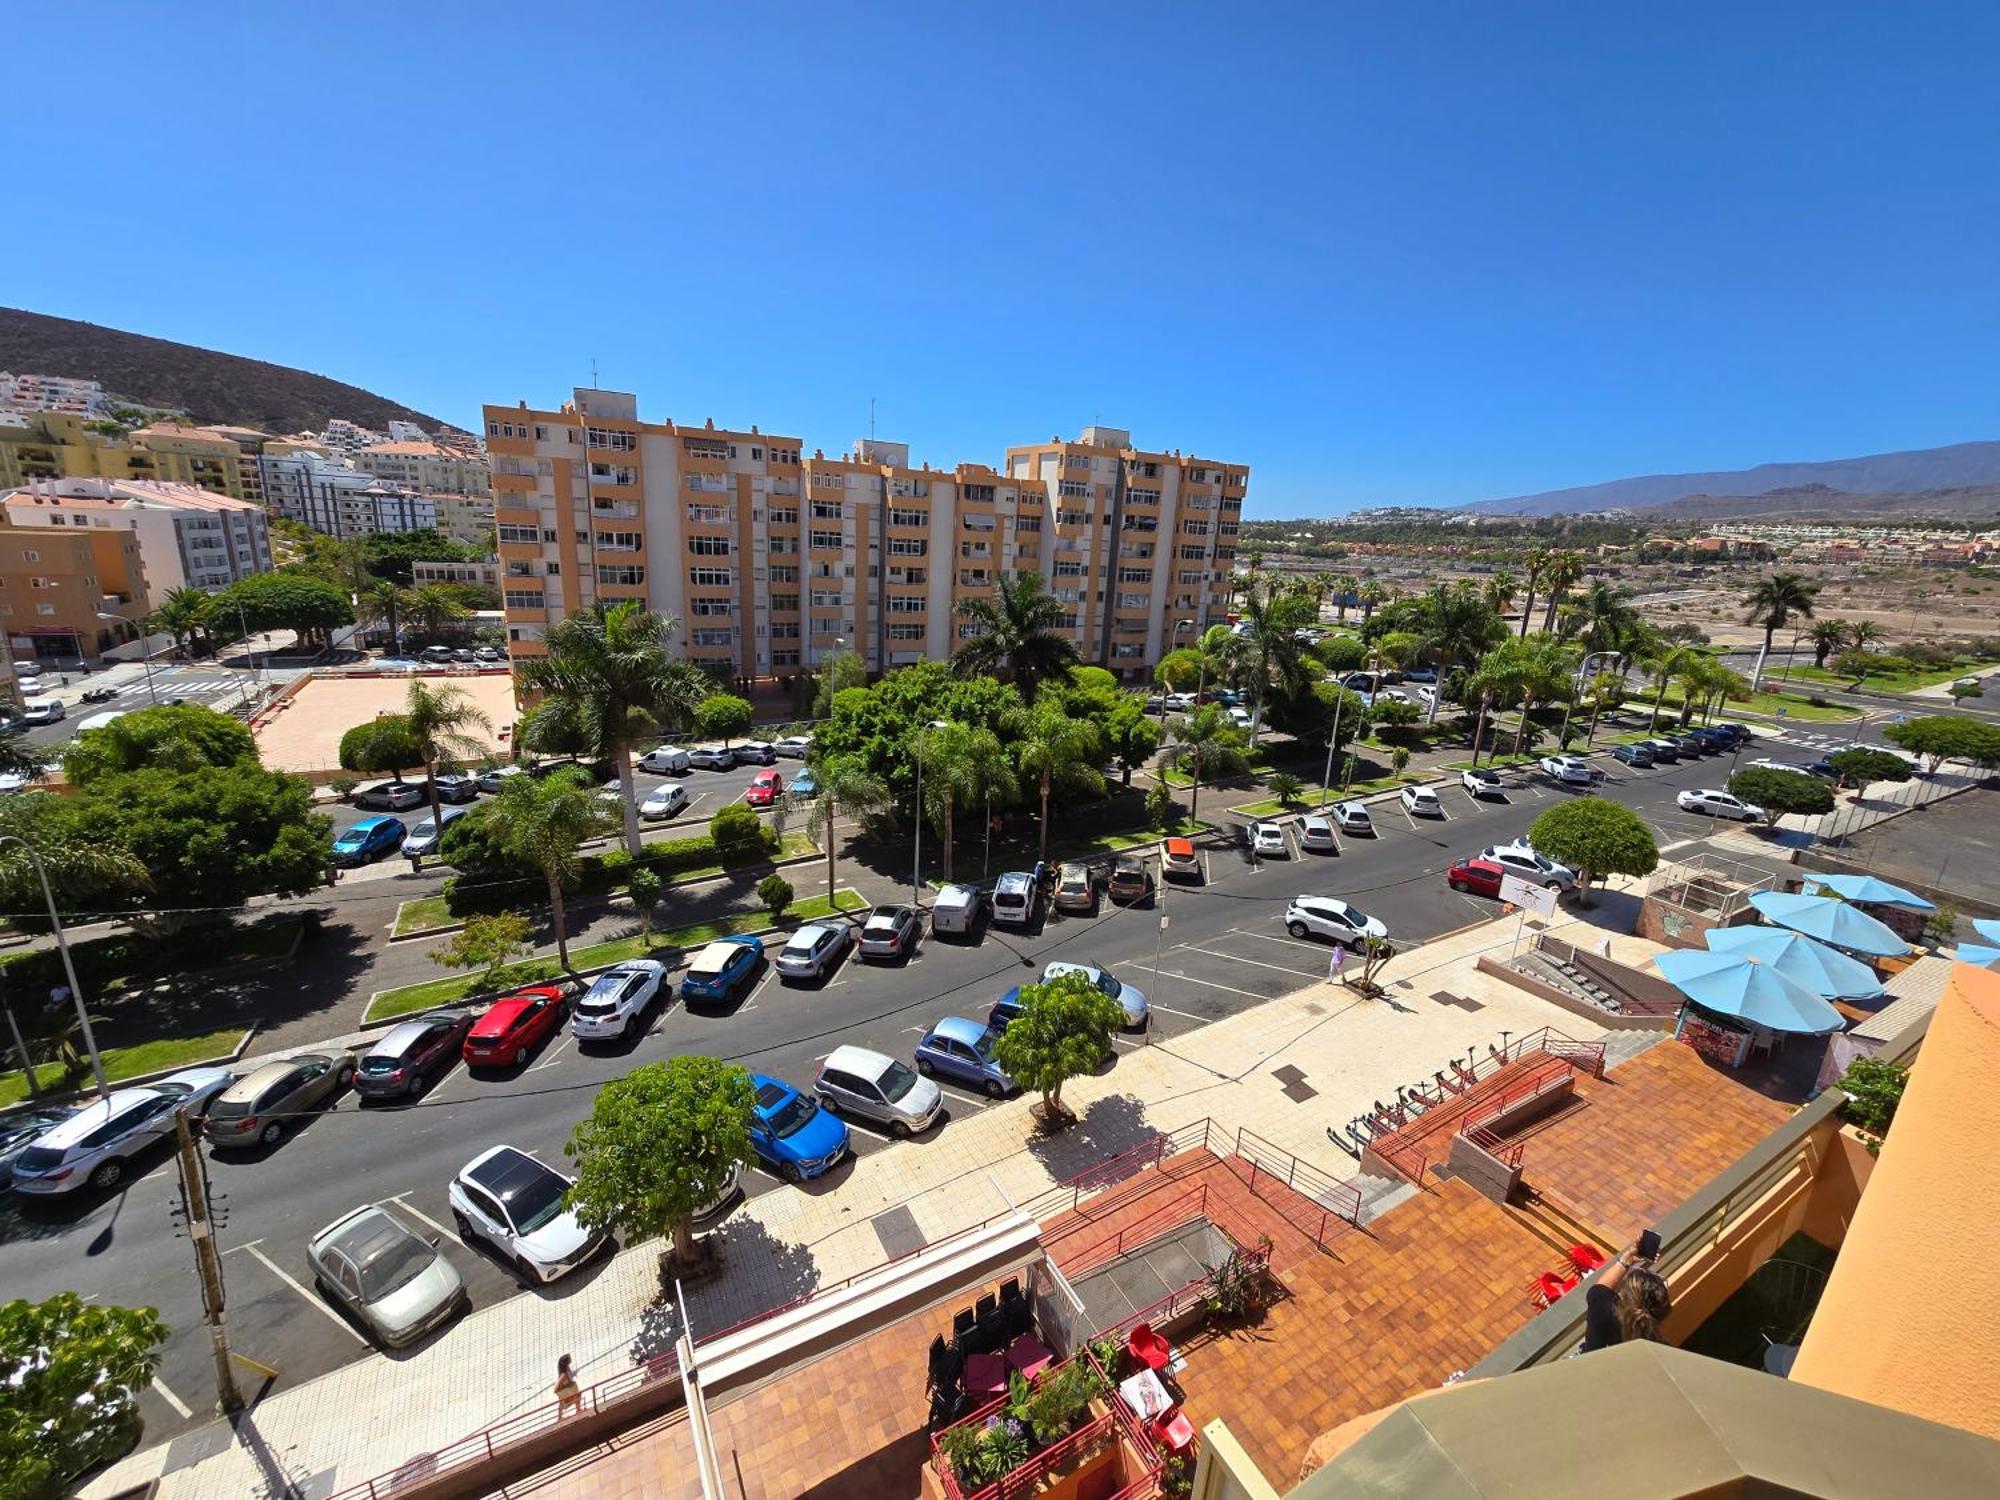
(1025, 1092, 1161, 1185)
(627, 1217, 822, 1365)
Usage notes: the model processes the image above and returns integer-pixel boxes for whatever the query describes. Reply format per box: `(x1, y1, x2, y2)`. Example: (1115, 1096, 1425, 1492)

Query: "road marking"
(1159, 969, 1282, 1002)
(1227, 927, 1323, 951)
(239, 1244, 369, 1345)
(1177, 944, 1325, 980)
(387, 1193, 463, 1244)
(531, 1032, 576, 1071)
(1146, 1001, 1211, 1021)
(150, 1376, 193, 1418)
(936, 1084, 992, 1108)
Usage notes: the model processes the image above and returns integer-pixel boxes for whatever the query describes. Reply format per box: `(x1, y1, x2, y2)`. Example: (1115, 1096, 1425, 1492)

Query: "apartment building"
(0, 508, 147, 665)
(353, 439, 491, 497)
(0, 411, 255, 500)
(483, 390, 1243, 677)
(1, 478, 271, 594)
(0, 371, 108, 416)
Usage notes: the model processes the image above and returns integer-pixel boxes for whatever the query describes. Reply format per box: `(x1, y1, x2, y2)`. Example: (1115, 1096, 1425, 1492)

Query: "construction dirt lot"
(252, 670, 519, 776)
(1640, 571, 2000, 649)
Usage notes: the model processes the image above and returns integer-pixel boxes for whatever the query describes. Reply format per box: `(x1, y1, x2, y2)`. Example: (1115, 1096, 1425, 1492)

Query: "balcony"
(590, 500, 640, 519)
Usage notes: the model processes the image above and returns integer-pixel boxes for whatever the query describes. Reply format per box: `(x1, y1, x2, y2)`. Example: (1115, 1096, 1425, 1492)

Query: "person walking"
(554, 1354, 583, 1416)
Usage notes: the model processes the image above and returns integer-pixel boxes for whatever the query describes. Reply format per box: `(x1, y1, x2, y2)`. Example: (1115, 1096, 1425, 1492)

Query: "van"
(991, 872, 1039, 929)
(930, 884, 986, 939)
(20, 697, 63, 725)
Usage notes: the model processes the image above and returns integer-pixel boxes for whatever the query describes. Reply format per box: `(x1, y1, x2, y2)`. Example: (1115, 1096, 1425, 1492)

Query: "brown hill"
(1645, 483, 2000, 524)
(0, 307, 445, 435)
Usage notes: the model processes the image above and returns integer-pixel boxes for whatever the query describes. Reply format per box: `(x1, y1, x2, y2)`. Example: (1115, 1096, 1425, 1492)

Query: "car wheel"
(513, 1255, 540, 1286)
(984, 1079, 1005, 1099)
(1544, 880, 1561, 891)
(407, 1073, 423, 1098)
(453, 1209, 474, 1239)
(513, 1046, 528, 1066)
(821, 1095, 839, 1115)
(781, 1160, 804, 1184)
(1287, 919, 1310, 939)
(891, 1119, 911, 1139)
(1449, 878, 1466, 892)
(259, 1121, 284, 1146)
(88, 1158, 124, 1191)
(337, 1064, 355, 1087)
(916, 1058, 935, 1077)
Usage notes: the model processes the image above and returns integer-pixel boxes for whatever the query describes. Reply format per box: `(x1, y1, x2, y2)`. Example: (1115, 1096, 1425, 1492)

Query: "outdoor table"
(1118, 1367, 1172, 1422)
(1004, 1333, 1053, 1382)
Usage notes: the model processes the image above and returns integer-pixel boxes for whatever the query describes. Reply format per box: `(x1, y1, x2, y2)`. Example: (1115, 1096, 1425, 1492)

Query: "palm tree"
(1848, 619, 1887, 651)
(1413, 583, 1508, 722)
(1564, 580, 1643, 655)
(1538, 551, 1584, 633)
(1232, 577, 1313, 740)
(516, 602, 708, 857)
(1742, 573, 1818, 688)
(1808, 619, 1850, 670)
(950, 572, 1081, 702)
(1162, 705, 1250, 824)
(1357, 579, 1389, 628)
(803, 754, 888, 909)
(1640, 644, 1704, 732)
(1016, 704, 1099, 862)
(1464, 638, 1536, 765)
(357, 578, 414, 656)
(481, 769, 604, 973)
(1518, 547, 1550, 638)
(407, 585, 471, 644)
(1330, 574, 1358, 626)
(1482, 570, 1520, 626)
(403, 680, 494, 836)
(147, 587, 214, 661)
(1509, 636, 1576, 757)
(915, 724, 1017, 882)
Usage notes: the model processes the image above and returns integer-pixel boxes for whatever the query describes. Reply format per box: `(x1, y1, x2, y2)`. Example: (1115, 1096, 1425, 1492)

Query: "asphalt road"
(0, 735, 1802, 1439)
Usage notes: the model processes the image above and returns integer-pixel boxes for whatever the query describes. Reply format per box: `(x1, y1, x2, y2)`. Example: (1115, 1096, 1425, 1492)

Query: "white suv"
(10, 1071, 233, 1194)
(1540, 755, 1594, 785)
(570, 960, 668, 1041)
(448, 1146, 605, 1283)
(1284, 896, 1386, 949)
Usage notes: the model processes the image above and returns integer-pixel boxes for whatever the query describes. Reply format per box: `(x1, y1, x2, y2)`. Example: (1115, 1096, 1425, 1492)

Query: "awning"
(1955, 944, 2000, 970)
(1747, 891, 1908, 957)
(1973, 917, 2000, 946)
(1805, 872, 1936, 911)
(1655, 948, 1847, 1034)
(1705, 925, 1886, 999)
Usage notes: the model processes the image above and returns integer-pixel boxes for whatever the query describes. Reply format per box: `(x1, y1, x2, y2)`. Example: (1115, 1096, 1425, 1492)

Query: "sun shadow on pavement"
(627, 1217, 820, 1367)
(1025, 1092, 1162, 1186)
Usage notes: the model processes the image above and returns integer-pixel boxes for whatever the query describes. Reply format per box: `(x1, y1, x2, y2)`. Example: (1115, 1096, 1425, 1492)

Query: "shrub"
(1838, 1056, 1907, 1155)
(757, 873, 794, 921)
(1145, 777, 1177, 829)
(330, 775, 358, 798)
(1266, 771, 1303, 806)
(1923, 899, 1958, 946)
(709, 802, 764, 858)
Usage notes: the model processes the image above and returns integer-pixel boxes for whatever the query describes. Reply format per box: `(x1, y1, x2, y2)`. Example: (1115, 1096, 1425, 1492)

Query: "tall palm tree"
(357, 578, 414, 656)
(1330, 574, 1358, 626)
(1848, 619, 1887, 651)
(1510, 636, 1577, 757)
(1232, 577, 1313, 740)
(1413, 583, 1508, 722)
(516, 602, 708, 856)
(1640, 644, 1705, 732)
(403, 680, 494, 836)
(1482, 570, 1520, 626)
(1742, 573, 1818, 688)
(915, 723, 1017, 882)
(147, 587, 214, 660)
(1356, 579, 1389, 628)
(1162, 705, 1250, 824)
(1538, 550, 1584, 633)
(481, 769, 604, 973)
(1517, 547, 1550, 638)
(951, 571, 1082, 701)
(407, 585, 471, 644)
(1564, 580, 1643, 655)
(1464, 645, 1526, 766)
(803, 754, 888, 909)
(1016, 703, 1098, 862)
(1808, 619, 1851, 669)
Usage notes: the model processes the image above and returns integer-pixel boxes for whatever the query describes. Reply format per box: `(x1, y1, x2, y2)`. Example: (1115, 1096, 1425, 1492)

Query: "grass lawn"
(0, 919, 298, 996)
(392, 896, 455, 938)
(1780, 660, 1991, 695)
(1441, 750, 1543, 771)
(363, 888, 868, 1023)
(0, 1026, 248, 1107)
(1643, 689, 1857, 724)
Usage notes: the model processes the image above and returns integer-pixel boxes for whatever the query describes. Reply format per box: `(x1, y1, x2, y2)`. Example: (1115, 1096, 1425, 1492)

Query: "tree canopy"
(63, 703, 258, 787)
(990, 968, 1124, 1117)
(354, 529, 487, 589)
(1826, 746, 1913, 787)
(950, 571, 1081, 701)
(1728, 766, 1834, 827)
(1526, 796, 1658, 901)
(211, 571, 354, 649)
(1884, 714, 2000, 768)
(693, 693, 754, 745)
(339, 716, 425, 776)
(0, 1292, 167, 1500)
(813, 659, 1028, 812)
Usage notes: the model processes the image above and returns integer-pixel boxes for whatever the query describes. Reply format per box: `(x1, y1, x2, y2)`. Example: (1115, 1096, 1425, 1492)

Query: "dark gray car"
(355, 1011, 474, 1100)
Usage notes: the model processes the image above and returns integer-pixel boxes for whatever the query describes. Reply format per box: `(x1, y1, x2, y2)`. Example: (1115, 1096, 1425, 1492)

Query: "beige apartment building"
(483, 389, 1243, 678)
(353, 439, 491, 497)
(0, 412, 263, 502)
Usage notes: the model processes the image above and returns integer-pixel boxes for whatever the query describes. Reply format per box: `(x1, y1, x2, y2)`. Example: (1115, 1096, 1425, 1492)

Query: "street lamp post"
(0, 835, 106, 1096)
(1318, 686, 1348, 810)
(96, 610, 158, 707)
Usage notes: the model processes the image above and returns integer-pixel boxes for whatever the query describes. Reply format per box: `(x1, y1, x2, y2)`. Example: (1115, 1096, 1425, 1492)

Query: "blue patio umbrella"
(1655, 949, 1847, 1034)
(1973, 918, 2000, 946)
(1705, 926, 1886, 999)
(1804, 873, 1935, 912)
(1746, 891, 1908, 957)
(1956, 943, 2000, 970)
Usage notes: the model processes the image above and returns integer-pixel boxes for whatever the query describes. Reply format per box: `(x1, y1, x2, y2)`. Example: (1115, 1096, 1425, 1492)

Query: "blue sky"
(16, 4, 1999, 515)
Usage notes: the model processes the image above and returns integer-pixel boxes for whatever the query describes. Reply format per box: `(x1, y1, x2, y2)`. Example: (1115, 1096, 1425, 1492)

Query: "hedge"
(443, 826, 779, 916)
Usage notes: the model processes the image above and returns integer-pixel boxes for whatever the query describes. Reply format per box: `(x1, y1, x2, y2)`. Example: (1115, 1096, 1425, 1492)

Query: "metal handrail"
(1234, 1126, 1363, 1247)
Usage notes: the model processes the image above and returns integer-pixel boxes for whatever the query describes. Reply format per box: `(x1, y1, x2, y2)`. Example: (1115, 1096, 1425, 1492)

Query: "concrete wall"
(1474, 955, 1675, 1033)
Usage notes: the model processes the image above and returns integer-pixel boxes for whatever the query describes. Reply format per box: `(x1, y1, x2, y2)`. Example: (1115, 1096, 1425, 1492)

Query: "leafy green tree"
(210, 572, 354, 651)
(693, 693, 754, 747)
(356, 578, 414, 653)
(1392, 746, 1411, 779)
(1007, 702, 1095, 863)
(1162, 704, 1251, 824)
(811, 649, 867, 717)
(1742, 573, 1818, 687)
(1808, 618, 1851, 670)
(1311, 634, 1368, 674)
(0, 1292, 167, 1498)
(146, 585, 215, 659)
(63, 703, 258, 787)
(812, 659, 1028, 813)
(1885, 714, 2000, 769)
(950, 571, 1082, 701)
(355, 529, 485, 588)
(1266, 680, 1367, 752)
(758, 873, 794, 922)
(1145, 776, 1177, 830)
(915, 722, 1017, 883)
(337, 717, 425, 786)
(1638, 644, 1705, 733)
(1055, 669, 1151, 786)
(803, 754, 887, 909)
(1825, 746, 1913, 791)
(563, 1057, 756, 1264)
(627, 865, 664, 937)
(480, 768, 602, 970)
(1154, 647, 1203, 697)
(429, 912, 533, 992)
(1836, 1056, 1907, 1155)
(1369, 697, 1423, 736)
(406, 584, 471, 643)
(1526, 796, 1658, 905)
(1231, 576, 1315, 737)
(1728, 767, 1834, 828)
(709, 801, 765, 859)
(1537, 550, 1585, 633)
(1410, 581, 1508, 721)
(396, 681, 494, 834)
(1518, 547, 1550, 638)
(990, 969, 1123, 1121)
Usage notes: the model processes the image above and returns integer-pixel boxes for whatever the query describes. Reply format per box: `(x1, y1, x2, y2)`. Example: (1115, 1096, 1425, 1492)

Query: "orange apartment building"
(483, 389, 1244, 678)
(0, 508, 147, 666)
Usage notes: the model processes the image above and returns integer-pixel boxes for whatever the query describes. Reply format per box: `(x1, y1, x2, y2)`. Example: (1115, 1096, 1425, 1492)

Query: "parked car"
(1298, 814, 1339, 853)
(1331, 800, 1374, 835)
(1227, 706, 1254, 730)
(1612, 742, 1656, 768)
(571, 961, 668, 1040)
(1480, 842, 1576, 890)
(20, 697, 63, 725)
(1643, 738, 1682, 763)
(1252, 821, 1291, 856)
(1284, 895, 1386, 949)
(308, 1204, 467, 1347)
(1711, 722, 1753, 747)
(448, 1146, 604, 1283)
(1539, 755, 1593, 785)
(476, 765, 527, 794)
(930, 883, 986, 938)
(748, 1073, 849, 1181)
(1677, 787, 1764, 822)
(1673, 733, 1710, 757)
(688, 746, 735, 770)
(858, 904, 921, 960)
(11, 1072, 233, 1194)
(775, 922, 851, 981)
(1107, 857, 1154, 904)
(814, 1045, 942, 1138)
(991, 871, 1040, 929)
(529, 759, 608, 784)
(462, 987, 568, 1068)
(428, 773, 481, 804)
(402, 805, 468, 858)
(1460, 768, 1505, 798)
(1041, 960, 1150, 1029)
(1, 1107, 78, 1192)
(1161, 837, 1202, 881)
(987, 990, 1028, 1033)
(745, 769, 784, 807)
(680, 938, 765, 1003)
(1687, 726, 1736, 752)
(914, 1018, 1015, 1098)
(420, 645, 455, 664)
(355, 1011, 475, 1099)
(205, 1053, 356, 1148)
(641, 784, 691, 821)
(1052, 861, 1099, 915)
(333, 815, 407, 866)
(788, 767, 819, 799)
(639, 745, 692, 774)
(1744, 757, 1813, 776)
(1400, 784, 1444, 817)
(475, 645, 504, 662)
(1803, 756, 1841, 780)
(733, 741, 777, 766)
(353, 780, 425, 811)
(1445, 857, 1507, 898)
(774, 734, 813, 759)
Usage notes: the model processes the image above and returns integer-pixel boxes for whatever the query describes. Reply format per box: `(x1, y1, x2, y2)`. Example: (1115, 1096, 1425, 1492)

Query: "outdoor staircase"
(1342, 1170, 1419, 1228)
(1513, 949, 1616, 1011)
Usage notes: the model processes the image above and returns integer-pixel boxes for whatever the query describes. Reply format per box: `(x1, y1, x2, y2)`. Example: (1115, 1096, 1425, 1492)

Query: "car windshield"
(507, 1171, 570, 1234)
(411, 820, 437, 839)
(1342, 903, 1374, 928)
(354, 1226, 438, 1300)
(766, 1092, 818, 1137)
(879, 1060, 920, 1103)
(1094, 972, 1122, 1000)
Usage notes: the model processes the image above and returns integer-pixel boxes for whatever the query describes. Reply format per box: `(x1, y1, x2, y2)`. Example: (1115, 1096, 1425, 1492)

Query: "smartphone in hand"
(1636, 1229, 1661, 1261)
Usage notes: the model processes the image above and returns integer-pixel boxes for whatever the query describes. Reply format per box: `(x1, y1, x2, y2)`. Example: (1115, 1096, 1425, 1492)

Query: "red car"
(745, 769, 784, 807)
(462, 986, 568, 1067)
(1445, 857, 1506, 899)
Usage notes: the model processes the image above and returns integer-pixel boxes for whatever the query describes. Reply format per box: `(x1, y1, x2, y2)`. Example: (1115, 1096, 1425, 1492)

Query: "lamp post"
(1162, 618, 1194, 726)
(1318, 685, 1349, 811)
(910, 718, 947, 905)
(0, 835, 105, 1096)
(96, 610, 158, 707)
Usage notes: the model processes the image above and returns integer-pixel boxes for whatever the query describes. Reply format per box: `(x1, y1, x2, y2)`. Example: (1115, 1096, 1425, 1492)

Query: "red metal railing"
(1054, 1183, 1261, 1280)
(1232, 1126, 1363, 1250)
(1016, 1117, 1218, 1223)
(1086, 1237, 1273, 1349)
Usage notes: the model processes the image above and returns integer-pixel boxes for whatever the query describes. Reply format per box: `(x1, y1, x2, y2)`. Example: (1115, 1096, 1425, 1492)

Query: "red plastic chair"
(1566, 1243, 1607, 1274)
(1536, 1271, 1578, 1307)
(1149, 1406, 1197, 1459)
(1128, 1322, 1171, 1374)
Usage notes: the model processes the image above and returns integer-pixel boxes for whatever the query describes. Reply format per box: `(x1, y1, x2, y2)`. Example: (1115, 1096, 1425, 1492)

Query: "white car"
(1481, 842, 1576, 890)
(448, 1146, 605, 1284)
(1285, 896, 1386, 949)
(1540, 755, 1594, 785)
(1252, 821, 1290, 857)
(1166, 693, 1196, 712)
(733, 741, 777, 766)
(641, 784, 691, 821)
(774, 735, 813, 759)
(1678, 788, 1764, 822)
(402, 805, 467, 857)
(688, 746, 735, 770)
(775, 922, 851, 980)
(1298, 814, 1338, 853)
(1331, 800, 1374, 835)
(1227, 707, 1254, 730)
(9, 1069, 234, 1195)
(1041, 961, 1150, 1028)
(1400, 784, 1443, 817)
(476, 765, 526, 794)
(20, 696, 63, 725)
(1744, 758, 1814, 777)
(1461, 767, 1504, 798)
(570, 960, 668, 1041)
(639, 745, 691, 774)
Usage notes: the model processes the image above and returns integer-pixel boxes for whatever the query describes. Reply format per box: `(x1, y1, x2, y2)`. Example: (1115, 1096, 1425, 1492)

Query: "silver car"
(775, 921, 852, 980)
(858, 904, 920, 960)
(308, 1204, 466, 1347)
(641, 784, 691, 821)
(10, 1070, 233, 1195)
(814, 1045, 942, 1138)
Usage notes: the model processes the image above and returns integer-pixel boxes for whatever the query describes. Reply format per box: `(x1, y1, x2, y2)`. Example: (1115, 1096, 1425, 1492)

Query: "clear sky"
(15, 3, 1999, 516)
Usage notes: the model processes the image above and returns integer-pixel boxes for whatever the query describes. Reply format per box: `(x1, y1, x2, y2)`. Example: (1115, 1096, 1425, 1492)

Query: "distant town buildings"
(2, 478, 272, 595)
(0, 370, 108, 416)
(0, 506, 147, 664)
(351, 439, 490, 497)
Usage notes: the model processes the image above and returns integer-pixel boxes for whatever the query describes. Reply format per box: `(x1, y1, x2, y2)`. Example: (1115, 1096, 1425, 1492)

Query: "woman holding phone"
(1579, 1234, 1671, 1352)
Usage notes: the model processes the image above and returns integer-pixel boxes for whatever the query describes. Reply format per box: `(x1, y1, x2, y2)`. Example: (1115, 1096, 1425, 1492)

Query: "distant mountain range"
(1468, 440, 2000, 520)
(0, 307, 444, 435)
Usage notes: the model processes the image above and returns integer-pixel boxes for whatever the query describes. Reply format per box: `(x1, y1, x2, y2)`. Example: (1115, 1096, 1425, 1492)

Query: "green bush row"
(442, 825, 778, 916)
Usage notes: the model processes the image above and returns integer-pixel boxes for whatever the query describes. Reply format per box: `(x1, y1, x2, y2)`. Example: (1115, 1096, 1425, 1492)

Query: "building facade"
(1, 478, 272, 595)
(0, 412, 254, 500)
(353, 440, 491, 497)
(482, 390, 1244, 677)
(0, 509, 147, 664)
(0, 371, 109, 416)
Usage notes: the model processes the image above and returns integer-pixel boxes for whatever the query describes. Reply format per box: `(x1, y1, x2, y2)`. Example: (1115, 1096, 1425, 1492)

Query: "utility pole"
(174, 1112, 242, 1414)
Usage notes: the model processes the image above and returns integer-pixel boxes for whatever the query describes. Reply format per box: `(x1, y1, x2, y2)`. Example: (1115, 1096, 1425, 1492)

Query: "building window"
(1113, 643, 1145, 659)
(1122, 515, 1157, 533)
(498, 524, 539, 544)
(688, 566, 733, 587)
(1118, 592, 1148, 609)
(810, 589, 844, 608)
(691, 627, 733, 647)
(811, 500, 844, 520)
(1179, 545, 1208, 561)
(809, 530, 844, 550)
(586, 427, 636, 451)
(687, 504, 727, 523)
(504, 590, 546, 609)
(596, 531, 642, 551)
(771, 621, 799, 639)
(769, 565, 798, 583)
(888, 538, 928, 557)
(597, 564, 646, 586)
(690, 598, 733, 616)
(1015, 516, 1042, 533)
(771, 649, 800, 667)
(1182, 520, 1210, 536)
(689, 535, 732, 556)
(1052, 561, 1084, 577)
(889, 507, 927, 528)
(887, 594, 925, 614)
(1126, 488, 1160, 505)
(889, 623, 925, 642)
(770, 593, 800, 612)
(1117, 567, 1152, 583)
(1056, 510, 1088, 528)
(1058, 481, 1091, 499)
(768, 506, 798, 525)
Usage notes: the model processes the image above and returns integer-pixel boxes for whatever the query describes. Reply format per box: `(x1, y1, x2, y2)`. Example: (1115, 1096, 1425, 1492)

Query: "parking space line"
(238, 1244, 369, 1345)
(150, 1376, 193, 1418)
(531, 1033, 575, 1071)
(1159, 970, 1286, 1003)
(387, 1193, 461, 1244)
(1177, 944, 1325, 981)
(1227, 927, 1323, 951)
(937, 1084, 992, 1108)
(1147, 1001, 1211, 1021)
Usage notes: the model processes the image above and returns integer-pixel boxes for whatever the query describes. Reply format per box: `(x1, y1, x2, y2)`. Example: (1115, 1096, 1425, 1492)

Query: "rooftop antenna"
(869, 396, 876, 441)
(590, 357, 599, 389)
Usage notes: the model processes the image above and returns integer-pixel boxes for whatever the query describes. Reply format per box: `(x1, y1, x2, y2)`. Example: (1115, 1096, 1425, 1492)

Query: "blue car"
(679, 936, 764, 1005)
(1688, 726, 1735, 752)
(748, 1073, 849, 1181)
(988, 986, 1027, 1033)
(788, 768, 819, 799)
(915, 1017, 1016, 1099)
(334, 815, 406, 866)
(1612, 742, 1656, 768)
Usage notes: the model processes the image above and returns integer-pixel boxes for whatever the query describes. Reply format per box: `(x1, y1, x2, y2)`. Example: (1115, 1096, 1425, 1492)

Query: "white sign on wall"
(1499, 874, 1560, 919)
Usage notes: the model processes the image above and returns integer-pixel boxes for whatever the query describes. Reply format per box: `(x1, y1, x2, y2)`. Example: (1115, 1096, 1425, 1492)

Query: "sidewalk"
(86, 902, 1639, 1500)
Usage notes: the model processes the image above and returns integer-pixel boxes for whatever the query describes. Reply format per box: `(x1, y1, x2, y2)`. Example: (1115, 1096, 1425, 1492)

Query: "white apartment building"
(353, 440, 491, 497)
(0, 372, 108, 416)
(1, 478, 272, 593)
